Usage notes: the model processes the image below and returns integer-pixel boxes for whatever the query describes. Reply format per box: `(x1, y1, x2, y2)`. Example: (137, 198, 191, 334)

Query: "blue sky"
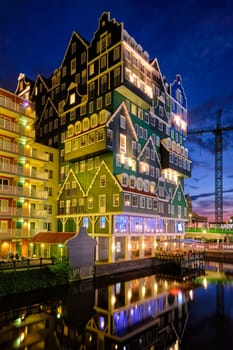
(1, 0, 233, 221)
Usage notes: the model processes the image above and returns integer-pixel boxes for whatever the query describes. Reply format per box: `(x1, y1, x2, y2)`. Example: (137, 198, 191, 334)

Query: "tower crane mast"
(188, 110, 233, 224)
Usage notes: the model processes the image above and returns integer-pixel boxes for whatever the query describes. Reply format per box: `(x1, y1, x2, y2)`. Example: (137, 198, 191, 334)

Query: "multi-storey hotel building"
(16, 12, 191, 262)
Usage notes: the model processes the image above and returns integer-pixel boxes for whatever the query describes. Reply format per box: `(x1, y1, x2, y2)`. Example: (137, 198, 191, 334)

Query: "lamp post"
(189, 213, 192, 227)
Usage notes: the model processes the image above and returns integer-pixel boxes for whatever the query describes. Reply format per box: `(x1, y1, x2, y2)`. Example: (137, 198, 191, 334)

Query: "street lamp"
(189, 213, 192, 227)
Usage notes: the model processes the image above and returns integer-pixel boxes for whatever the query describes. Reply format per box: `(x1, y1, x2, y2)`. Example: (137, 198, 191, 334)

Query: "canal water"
(0, 262, 233, 350)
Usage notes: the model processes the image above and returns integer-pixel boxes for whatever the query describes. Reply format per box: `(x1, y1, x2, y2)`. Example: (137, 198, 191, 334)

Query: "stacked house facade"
(16, 12, 191, 262)
(0, 88, 58, 258)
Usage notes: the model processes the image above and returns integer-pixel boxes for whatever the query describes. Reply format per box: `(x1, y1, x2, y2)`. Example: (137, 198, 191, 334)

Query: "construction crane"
(188, 110, 233, 224)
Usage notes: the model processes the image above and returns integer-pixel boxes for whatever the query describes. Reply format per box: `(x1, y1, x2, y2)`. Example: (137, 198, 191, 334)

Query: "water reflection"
(0, 271, 194, 350)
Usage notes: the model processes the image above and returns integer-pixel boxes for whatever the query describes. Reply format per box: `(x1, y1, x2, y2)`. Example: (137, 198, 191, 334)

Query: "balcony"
(0, 163, 48, 181)
(0, 93, 35, 119)
(0, 185, 48, 200)
(0, 118, 35, 139)
(0, 141, 48, 162)
(0, 229, 37, 240)
(0, 208, 48, 219)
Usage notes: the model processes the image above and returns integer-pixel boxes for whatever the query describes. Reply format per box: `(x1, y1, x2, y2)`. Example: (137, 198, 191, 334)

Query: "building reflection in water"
(0, 273, 193, 349)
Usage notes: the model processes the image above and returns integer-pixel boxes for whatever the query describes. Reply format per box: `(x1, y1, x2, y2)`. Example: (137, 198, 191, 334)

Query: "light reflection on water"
(0, 264, 233, 349)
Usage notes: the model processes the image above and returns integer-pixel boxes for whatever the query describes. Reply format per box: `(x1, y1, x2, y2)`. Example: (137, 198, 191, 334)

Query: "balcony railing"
(0, 94, 35, 118)
(0, 229, 38, 239)
(0, 185, 48, 200)
(0, 118, 35, 138)
(0, 208, 48, 218)
(0, 163, 48, 180)
(0, 142, 48, 162)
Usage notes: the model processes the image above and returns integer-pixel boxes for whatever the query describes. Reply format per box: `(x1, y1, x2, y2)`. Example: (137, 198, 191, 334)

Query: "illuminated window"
(75, 121, 81, 134)
(82, 117, 89, 131)
(101, 75, 108, 93)
(72, 139, 79, 150)
(132, 55, 137, 66)
(105, 92, 111, 105)
(137, 178, 143, 191)
(99, 195, 106, 213)
(70, 58, 76, 75)
(88, 197, 94, 209)
(70, 110, 76, 121)
(113, 194, 119, 207)
(80, 135, 87, 147)
(146, 147, 150, 158)
(67, 125, 74, 137)
(114, 67, 121, 86)
(131, 103, 137, 115)
(120, 115, 126, 129)
(97, 129, 104, 141)
(88, 132, 95, 144)
(97, 97, 102, 110)
(153, 199, 158, 210)
(95, 156, 100, 168)
(122, 174, 128, 187)
(140, 196, 145, 208)
(89, 101, 94, 114)
(89, 82, 95, 99)
(125, 48, 130, 60)
(80, 104, 86, 116)
(120, 134, 126, 153)
(129, 176, 136, 189)
(100, 175, 106, 187)
(147, 198, 152, 209)
(87, 158, 93, 170)
(132, 195, 138, 207)
(89, 63, 94, 75)
(99, 110, 107, 124)
(113, 46, 120, 60)
(144, 180, 149, 192)
(83, 217, 88, 228)
(124, 194, 130, 206)
(100, 216, 106, 228)
(100, 55, 107, 69)
(70, 93, 75, 105)
(80, 161, 86, 172)
(107, 129, 113, 148)
(138, 108, 143, 120)
(81, 69, 87, 85)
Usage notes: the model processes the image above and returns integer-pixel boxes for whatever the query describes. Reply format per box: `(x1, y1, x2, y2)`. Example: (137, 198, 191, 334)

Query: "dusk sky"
(0, 0, 233, 222)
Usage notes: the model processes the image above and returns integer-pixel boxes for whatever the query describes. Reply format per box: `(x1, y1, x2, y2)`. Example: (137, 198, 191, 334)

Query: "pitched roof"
(30, 232, 75, 244)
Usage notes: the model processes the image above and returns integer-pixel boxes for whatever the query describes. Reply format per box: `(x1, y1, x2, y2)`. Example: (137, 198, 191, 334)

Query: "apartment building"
(0, 88, 58, 258)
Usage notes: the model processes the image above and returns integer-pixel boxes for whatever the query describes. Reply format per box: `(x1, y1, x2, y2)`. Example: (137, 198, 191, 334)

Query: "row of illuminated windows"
(124, 193, 158, 211)
(64, 128, 105, 153)
(116, 154, 161, 178)
(60, 156, 101, 179)
(125, 67, 153, 99)
(121, 174, 159, 193)
(59, 193, 119, 213)
(124, 45, 151, 76)
(165, 138, 188, 157)
(66, 110, 110, 138)
(169, 153, 191, 171)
